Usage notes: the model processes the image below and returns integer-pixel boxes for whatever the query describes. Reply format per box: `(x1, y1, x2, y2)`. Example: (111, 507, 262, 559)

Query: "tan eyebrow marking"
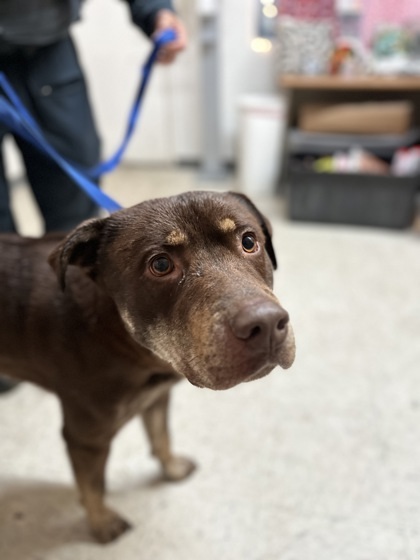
(218, 218, 236, 232)
(165, 230, 187, 245)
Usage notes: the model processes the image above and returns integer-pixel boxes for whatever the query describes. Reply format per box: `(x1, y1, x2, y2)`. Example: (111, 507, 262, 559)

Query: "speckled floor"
(1, 167, 420, 560)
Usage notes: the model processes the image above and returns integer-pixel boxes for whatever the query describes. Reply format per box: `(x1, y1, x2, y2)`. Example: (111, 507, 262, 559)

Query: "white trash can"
(237, 94, 285, 196)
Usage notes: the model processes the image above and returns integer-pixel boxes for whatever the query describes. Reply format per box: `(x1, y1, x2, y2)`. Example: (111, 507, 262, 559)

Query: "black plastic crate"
(288, 170, 419, 228)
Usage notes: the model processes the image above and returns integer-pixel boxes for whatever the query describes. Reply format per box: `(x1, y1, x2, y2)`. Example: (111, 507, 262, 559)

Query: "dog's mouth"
(136, 298, 296, 392)
(185, 362, 276, 391)
(178, 323, 296, 391)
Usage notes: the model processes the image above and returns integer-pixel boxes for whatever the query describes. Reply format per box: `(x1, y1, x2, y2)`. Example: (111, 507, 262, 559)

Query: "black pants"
(0, 35, 101, 233)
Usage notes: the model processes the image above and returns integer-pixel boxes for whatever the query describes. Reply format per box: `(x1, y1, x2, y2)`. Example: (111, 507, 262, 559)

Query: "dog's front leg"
(141, 392, 196, 481)
(62, 423, 131, 543)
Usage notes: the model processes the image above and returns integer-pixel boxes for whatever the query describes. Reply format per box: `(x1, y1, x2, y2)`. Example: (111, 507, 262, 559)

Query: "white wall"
(220, 0, 278, 160)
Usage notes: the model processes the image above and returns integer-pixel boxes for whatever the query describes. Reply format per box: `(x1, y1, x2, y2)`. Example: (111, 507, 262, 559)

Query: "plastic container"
(288, 169, 419, 228)
(237, 95, 285, 196)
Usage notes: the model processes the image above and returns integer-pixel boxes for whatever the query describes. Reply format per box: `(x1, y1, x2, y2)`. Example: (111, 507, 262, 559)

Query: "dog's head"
(49, 192, 295, 390)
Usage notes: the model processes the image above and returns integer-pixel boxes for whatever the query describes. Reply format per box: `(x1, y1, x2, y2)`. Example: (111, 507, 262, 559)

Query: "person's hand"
(153, 9, 187, 64)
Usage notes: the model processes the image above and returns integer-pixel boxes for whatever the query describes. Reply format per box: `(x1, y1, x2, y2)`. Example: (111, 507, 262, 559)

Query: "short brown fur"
(0, 191, 295, 543)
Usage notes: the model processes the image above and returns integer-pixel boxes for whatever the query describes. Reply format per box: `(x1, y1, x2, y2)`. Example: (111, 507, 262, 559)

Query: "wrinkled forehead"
(114, 193, 262, 248)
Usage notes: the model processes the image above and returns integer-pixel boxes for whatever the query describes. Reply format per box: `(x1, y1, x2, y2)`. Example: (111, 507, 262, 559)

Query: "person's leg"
(0, 140, 19, 393)
(15, 139, 99, 232)
(0, 139, 17, 233)
(0, 53, 21, 392)
(0, 50, 21, 233)
(18, 36, 101, 232)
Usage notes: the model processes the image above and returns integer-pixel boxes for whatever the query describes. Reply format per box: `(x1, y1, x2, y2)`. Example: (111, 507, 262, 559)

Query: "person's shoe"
(0, 377, 19, 394)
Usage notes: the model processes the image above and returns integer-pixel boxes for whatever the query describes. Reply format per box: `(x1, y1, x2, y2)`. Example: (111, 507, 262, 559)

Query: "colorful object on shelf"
(330, 37, 372, 74)
(330, 43, 353, 73)
(361, 0, 420, 47)
(392, 146, 420, 176)
(314, 148, 390, 175)
(276, 17, 335, 74)
(372, 25, 409, 58)
(313, 155, 335, 172)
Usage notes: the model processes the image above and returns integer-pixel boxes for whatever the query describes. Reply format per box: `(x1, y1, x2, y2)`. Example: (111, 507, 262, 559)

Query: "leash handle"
(0, 28, 177, 213)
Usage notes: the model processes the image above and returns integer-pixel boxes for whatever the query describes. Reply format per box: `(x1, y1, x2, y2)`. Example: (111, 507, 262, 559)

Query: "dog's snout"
(230, 301, 289, 346)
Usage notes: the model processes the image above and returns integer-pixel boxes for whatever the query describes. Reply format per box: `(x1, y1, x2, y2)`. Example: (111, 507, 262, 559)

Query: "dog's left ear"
(227, 192, 277, 270)
(48, 217, 107, 290)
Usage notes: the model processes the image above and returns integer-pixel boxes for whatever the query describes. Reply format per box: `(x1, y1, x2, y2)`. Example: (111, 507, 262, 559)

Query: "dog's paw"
(163, 455, 197, 482)
(90, 508, 132, 544)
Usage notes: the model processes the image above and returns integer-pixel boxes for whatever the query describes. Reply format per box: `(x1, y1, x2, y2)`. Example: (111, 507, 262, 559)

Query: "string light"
(263, 4, 278, 18)
(251, 37, 272, 53)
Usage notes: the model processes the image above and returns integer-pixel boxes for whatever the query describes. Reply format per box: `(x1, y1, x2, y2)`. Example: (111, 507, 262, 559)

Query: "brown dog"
(0, 191, 295, 543)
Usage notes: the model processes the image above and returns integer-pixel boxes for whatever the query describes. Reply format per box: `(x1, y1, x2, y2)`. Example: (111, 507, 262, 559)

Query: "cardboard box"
(298, 101, 413, 134)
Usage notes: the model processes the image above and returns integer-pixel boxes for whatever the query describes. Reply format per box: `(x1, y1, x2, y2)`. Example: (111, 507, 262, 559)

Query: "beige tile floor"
(1, 166, 420, 560)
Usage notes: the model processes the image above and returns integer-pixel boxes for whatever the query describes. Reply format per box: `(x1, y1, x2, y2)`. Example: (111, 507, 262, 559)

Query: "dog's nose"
(230, 301, 289, 347)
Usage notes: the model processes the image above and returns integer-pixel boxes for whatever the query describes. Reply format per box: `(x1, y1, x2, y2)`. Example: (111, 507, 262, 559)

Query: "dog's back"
(0, 233, 142, 392)
(0, 235, 61, 384)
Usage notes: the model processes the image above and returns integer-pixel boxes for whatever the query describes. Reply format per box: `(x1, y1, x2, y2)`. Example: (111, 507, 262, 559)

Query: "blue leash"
(0, 28, 177, 213)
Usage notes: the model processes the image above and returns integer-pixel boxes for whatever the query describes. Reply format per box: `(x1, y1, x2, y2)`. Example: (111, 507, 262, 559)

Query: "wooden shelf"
(279, 74, 420, 91)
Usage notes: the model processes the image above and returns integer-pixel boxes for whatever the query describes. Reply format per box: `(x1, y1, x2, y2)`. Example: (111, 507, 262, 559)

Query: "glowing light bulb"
(251, 38, 272, 53)
(263, 4, 278, 18)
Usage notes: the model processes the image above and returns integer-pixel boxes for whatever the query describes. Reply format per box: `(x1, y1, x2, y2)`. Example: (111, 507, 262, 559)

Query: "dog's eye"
(150, 255, 174, 276)
(242, 234, 258, 253)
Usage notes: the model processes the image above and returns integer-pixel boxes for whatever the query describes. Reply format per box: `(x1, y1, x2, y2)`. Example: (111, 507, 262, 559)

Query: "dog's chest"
(113, 372, 181, 428)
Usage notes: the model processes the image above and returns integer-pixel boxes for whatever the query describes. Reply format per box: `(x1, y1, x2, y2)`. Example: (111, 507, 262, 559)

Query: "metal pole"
(198, 2, 227, 180)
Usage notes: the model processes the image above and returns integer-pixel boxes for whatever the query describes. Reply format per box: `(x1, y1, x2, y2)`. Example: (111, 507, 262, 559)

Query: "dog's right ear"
(48, 218, 107, 290)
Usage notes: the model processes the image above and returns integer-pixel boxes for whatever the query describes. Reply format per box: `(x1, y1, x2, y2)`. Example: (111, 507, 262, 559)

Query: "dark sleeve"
(125, 0, 174, 36)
